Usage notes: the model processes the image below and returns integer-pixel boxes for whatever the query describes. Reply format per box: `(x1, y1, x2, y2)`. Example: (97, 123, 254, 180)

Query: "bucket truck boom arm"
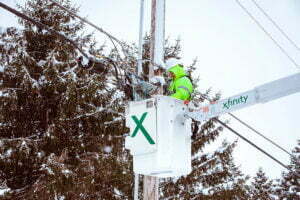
(186, 73, 300, 122)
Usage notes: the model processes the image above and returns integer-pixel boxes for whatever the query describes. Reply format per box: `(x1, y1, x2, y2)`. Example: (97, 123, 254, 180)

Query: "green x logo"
(131, 112, 155, 145)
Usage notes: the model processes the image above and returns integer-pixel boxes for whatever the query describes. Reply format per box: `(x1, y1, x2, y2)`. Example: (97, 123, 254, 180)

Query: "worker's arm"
(171, 87, 190, 100)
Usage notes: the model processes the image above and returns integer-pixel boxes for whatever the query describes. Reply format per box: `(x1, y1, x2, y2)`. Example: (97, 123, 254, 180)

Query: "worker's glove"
(183, 100, 190, 105)
(149, 76, 166, 87)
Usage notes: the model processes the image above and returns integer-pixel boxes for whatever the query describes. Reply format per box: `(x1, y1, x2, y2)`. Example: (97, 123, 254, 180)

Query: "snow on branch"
(103, 117, 124, 125)
(0, 134, 42, 142)
(21, 64, 39, 88)
(64, 107, 124, 121)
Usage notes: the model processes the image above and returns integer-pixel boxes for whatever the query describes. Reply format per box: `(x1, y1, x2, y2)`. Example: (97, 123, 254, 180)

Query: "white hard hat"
(165, 58, 181, 70)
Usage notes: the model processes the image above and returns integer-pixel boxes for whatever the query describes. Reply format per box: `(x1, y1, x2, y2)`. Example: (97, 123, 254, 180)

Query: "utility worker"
(165, 58, 193, 101)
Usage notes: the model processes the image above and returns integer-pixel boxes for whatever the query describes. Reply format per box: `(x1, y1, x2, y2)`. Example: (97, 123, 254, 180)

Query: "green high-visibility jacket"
(167, 65, 193, 100)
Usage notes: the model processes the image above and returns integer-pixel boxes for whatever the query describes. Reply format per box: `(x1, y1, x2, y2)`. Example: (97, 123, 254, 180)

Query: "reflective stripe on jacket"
(167, 64, 193, 100)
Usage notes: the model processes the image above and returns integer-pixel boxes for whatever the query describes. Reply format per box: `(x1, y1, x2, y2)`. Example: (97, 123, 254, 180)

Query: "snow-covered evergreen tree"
(276, 140, 300, 200)
(0, 0, 132, 199)
(249, 168, 276, 200)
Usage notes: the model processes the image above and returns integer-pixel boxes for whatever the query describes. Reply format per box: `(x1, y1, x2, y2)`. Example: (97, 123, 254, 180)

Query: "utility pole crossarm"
(187, 73, 300, 122)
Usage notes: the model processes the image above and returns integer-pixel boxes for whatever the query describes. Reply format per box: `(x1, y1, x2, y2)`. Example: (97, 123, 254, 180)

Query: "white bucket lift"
(125, 95, 192, 178)
(125, 72, 300, 178)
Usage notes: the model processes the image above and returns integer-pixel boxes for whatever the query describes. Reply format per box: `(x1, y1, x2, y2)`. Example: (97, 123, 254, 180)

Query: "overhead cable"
(200, 93, 291, 157)
(216, 118, 289, 170)
(229, 113, 293, 157)
(48, 0, 129, 57)
(235, 0, 300, 69)
(251, 0, 300, 52)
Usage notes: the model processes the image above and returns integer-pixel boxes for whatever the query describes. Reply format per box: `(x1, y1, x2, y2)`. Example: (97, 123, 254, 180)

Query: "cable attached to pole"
(48, 0, 152, 95)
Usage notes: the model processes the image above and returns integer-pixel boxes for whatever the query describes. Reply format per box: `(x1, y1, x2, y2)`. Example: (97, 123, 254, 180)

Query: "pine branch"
(21, 64, 39, 87)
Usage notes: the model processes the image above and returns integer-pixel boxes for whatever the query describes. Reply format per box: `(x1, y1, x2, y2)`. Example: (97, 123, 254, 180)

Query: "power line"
(216, 118, 289, 170)
(235, 0, 300, 70)
(228, 113, 293, 157)
(48, 0, 129, 58)
(251, 0, 300, 52)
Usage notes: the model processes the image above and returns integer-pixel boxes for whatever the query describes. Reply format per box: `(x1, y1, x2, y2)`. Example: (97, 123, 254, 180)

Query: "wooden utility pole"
(143, 0, 165, 200)
(149, 0, 165, 80)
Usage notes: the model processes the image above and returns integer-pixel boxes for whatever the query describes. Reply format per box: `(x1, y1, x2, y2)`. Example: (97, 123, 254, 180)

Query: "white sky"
(1, 0, 299, 180)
